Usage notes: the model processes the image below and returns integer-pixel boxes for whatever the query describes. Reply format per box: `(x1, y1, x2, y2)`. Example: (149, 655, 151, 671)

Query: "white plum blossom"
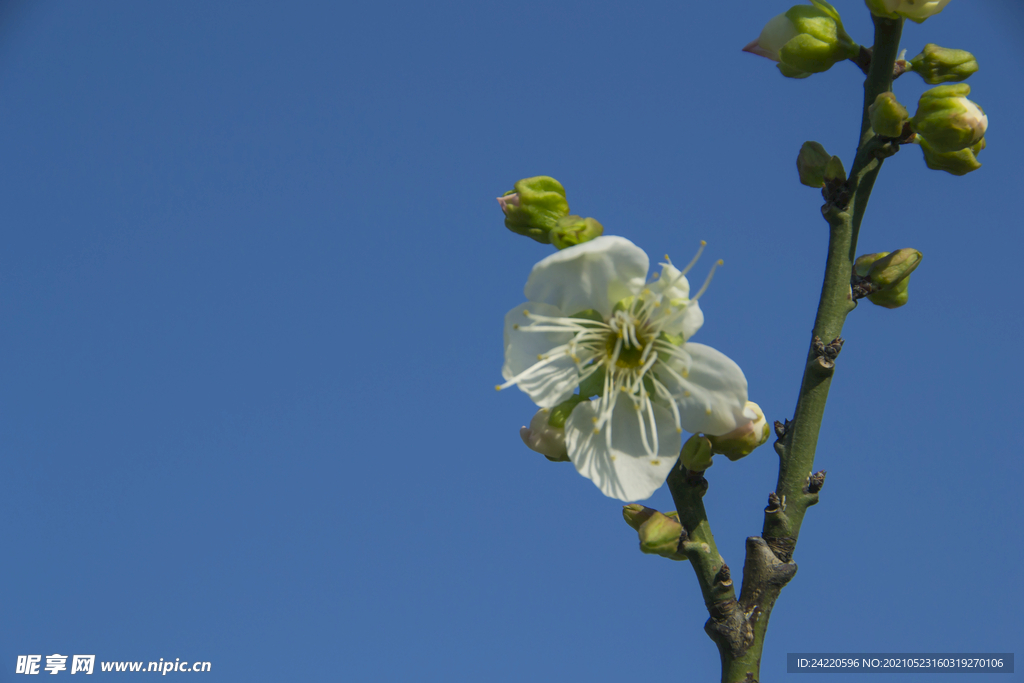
(497, 236, 755, 502)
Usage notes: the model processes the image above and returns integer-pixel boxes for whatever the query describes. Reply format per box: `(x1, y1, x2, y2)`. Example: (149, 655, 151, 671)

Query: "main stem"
(669, 16, 905, 683)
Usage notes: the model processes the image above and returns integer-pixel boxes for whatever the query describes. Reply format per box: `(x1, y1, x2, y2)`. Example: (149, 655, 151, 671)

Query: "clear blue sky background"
(2, 1, 1021, 681)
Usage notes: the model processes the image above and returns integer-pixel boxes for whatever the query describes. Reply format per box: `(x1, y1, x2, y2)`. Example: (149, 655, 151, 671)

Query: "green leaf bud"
(911, 84, 988, 154)
(909, 44, 979, 84)
(706, 402, 771, 461)
(637, 511, 688, 561)
(869, 92, 910, 138)
(550, 215, 604, 251)
(824, 155, 847, 184)
(680, 434, 714, 472)
(853, 251, 890, 279)
(497, 176, 570, 244)
(918, 135, 984, 175)
(743, 1, 859, 79)
(864, 0, 950, 23)
(796, 141, 831, 187)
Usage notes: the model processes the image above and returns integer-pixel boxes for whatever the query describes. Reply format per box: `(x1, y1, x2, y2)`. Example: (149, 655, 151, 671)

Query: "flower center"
(604, 311, 652, 369)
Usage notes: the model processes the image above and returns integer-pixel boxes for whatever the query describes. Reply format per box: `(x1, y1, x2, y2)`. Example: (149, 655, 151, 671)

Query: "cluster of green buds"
(865, 0, 950, 23)
(497, 176, 604, 249)
(910, 84, 988, 175)
(743, 0, 859, 79)
(853, 249, 923, 308)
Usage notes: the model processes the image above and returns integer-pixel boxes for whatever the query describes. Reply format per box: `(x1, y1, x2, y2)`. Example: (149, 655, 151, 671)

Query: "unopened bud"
(520, 408, 569, 462)
(743, 1, 859, 79)
(706, 402, 771, 461)
(918, 135, 984, 176)
(796, 141, 831, 188)
(855, 249, 922, 309)
(869, 92, 910, 138)
(550, 215, 604, 250)
(498, 176, 570, 244)
(680, 434, 714, 472)
(865, 0, 950, 23)
(638, 511, 688, 561)
(911, 84, 988, 154)
(909, 44, 979, 84)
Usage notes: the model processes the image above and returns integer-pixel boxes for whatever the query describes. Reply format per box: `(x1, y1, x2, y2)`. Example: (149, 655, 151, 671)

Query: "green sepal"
(550, 215, 604, 250)
(546, 394, 588, 429)
(577, 366, 605, 400)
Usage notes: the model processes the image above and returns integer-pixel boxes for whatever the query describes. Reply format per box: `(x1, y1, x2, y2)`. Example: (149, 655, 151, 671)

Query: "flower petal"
(651, 263, 704, 340)
(564, 398, 681, 502)
(502, 302, 579, 408)
(524, 236, 648, 317)
(657, 342, 749, 435)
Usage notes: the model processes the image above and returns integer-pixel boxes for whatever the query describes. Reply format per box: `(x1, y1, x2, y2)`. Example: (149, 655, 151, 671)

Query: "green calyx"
(918, 135, 984, 175)
(546, 395, 588, 429)
(909, 44, 978, 84)
(680, 434, 714, 472)
(869, 92, 910, 138)
(778, 1, 859, 76)
(500, 176, 570, 244)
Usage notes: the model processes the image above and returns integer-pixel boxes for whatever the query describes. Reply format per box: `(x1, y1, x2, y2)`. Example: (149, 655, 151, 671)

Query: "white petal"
(564, 398, 681, 502)
(650, 263, 704, 340)
(502, 302, 579, 408)
(657, 342, 749, 435)
(524, 236, 648, 317)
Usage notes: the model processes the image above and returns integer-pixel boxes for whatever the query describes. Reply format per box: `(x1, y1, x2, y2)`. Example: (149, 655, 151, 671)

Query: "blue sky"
(1, 1, 1021, 681)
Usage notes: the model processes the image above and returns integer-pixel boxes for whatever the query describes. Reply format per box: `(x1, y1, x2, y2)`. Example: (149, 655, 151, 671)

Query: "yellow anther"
(494, 385, 502, 391)
(676, 427, 683, 433)
(593, 428, 600, 434)
(650, 460, 661, 466)
(592, 416, 598, 423)
(705, 407, 712, 415)
(700, 240, 707, 247)
(684, 391, 691, 397)
(513, 324, 520, 329)
(610, 455, 617, 461)
(522, 310, 530, 316)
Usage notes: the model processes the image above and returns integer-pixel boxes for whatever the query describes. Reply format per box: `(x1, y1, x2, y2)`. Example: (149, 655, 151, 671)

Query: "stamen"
(692, 259, 724, 302)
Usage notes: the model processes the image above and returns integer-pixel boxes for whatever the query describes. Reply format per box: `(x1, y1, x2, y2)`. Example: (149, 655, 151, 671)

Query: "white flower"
(865, 0, 950, 23)
(497, 236, 754, 502)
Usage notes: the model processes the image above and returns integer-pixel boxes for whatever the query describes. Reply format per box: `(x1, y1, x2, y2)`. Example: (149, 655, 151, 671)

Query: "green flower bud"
(550, 215, 604, 251)
(638, 511, 688, 561)
(918, 134, 984, 176)
(855, 249, 922, 309)
(865, 0, 950, 23)
(909, 44, 979, 84)
(743, 1, 859, 79)
(869, 92, 910, 138)
(796, 141, 831, 188)
(498, 176, 570, 244)
(911, 84, 988, 154)
(680, 434, 714, 472)
(706, 402, 771, 461)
